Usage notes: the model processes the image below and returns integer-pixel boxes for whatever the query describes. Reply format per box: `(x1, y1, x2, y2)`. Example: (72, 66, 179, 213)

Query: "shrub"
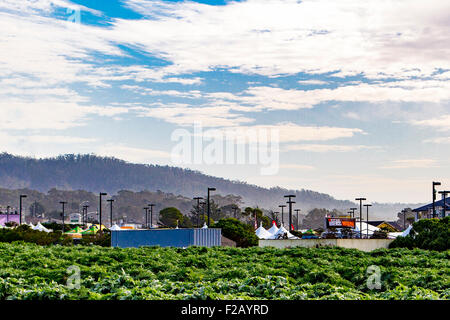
(389, 217, 449, 251)
(213, 218, 259, 247)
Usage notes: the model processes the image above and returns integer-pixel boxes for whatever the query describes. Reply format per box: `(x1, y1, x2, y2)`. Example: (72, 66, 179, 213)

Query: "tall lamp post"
(432, 181, 441, 218)
(284, 195, 296, 231)
(200, 201, 206, 226)
(207, 187, 216, 227)
(83, 205, 89, 225)
(350, 207, 357, 218)
(143, 207, 149, 229)
(19, 194, 27, 225)
(294, 209, 301, 230)
(148, 204, 155, 228)
(278, 205, 286, 227)
(60, 201, 67, 233)
(355, 198, 366, 239)
(193, 197, 203, 227)
(107, 199, 114, 227)
(438, 191, 449, 218)
(99, 192, 107, 231)
(6, 205, 10, 223)
(232, 205, 239, 219)
(364, 204, 372, 239)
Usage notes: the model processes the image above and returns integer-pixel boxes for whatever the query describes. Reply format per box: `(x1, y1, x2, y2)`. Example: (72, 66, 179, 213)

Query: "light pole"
(284, 195, 296, 231)
(148, 204, 155, 228)
(294, 209, 301, 230)
(355, 198, 366, 239)
(278, 205, 286, 227)
(60, 201, 67, 233)
(350, 207, 357, 218)
(83, 205, 89, 225)
(438, 191, 449, 218)
(143, 207, 149, 229)
(432, 181, 441, 218)
(107, 199, 114, 227)
(99, 192, 107, 231)
(232, 205, 239, 219)
(200, 201, 206, 225)
(193, 197, 203, 227)
(19, 194, 27, 225)
(6, 205, 10, 223)
(207, 187, 216, 227)
(364, 204, 372, 239)
(273, 211, 280, 226)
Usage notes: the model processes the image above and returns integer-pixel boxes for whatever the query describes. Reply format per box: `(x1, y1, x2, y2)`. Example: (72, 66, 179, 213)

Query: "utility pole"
(60, 201, 67, 233)
(350, 207, 357, 218)
(193, 197, 203, 228)
(364, 204, 372, 239)
(294, 209, 301, 230)
(278, 205, 286, 227)
(207, 187, 216, 227)
(143, 207, 149, 229)
(19, 194, 27, 225)
(355, 198, 366, 239)
(284, 195, 296, 231)
(99, 192, 107, 231)
(432, 181, 441, 218)
(107, 199, 114, 227)
(148, 204, 155, 228)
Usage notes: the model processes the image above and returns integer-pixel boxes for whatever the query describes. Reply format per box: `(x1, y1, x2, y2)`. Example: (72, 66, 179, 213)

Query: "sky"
(0, 0, 449, 203)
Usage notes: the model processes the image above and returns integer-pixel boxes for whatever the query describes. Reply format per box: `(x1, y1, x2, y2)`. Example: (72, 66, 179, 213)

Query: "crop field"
(0, 242, 448, 300)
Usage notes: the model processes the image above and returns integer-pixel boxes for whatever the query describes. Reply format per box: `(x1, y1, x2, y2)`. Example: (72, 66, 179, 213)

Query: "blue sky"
(0, 0, 449, 203)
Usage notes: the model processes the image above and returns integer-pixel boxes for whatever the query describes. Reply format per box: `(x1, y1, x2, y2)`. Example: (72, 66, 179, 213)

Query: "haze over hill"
(0, 153, 422, 219)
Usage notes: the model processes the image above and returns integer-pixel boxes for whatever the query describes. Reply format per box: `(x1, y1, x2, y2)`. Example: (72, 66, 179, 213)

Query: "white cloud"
(116, 0, 450, 79)
(410, 115, 450, 132)
(424, 137, 450, 144)
(298, 80, 329, 85)
(380, 159, 439, 169)
(280, 164, 316, 170)
(285, 144, 380, 152)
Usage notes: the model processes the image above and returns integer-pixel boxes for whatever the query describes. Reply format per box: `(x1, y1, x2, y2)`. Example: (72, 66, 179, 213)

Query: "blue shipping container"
(111, 228, 222, 248)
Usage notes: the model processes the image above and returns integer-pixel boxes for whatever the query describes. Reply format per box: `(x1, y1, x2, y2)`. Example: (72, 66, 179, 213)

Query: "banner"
(325, 217, 356, 229)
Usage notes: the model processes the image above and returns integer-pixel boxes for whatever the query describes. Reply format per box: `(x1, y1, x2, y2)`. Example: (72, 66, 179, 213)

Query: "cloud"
(380, 159, 439, 169)
(284, 144, 380, 152)
(280, 164, 316, 171)
(116, 0, 450, 79)
(298, 80, 329, 85)
(410, 115, 450, 132)
(424, 137, 450, 144)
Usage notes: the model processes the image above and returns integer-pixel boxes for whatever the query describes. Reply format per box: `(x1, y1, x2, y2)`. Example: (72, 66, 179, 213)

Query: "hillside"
(0, 153, 421, 219)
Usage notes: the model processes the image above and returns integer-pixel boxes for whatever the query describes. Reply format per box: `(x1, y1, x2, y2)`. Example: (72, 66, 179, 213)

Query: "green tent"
(81, 226, 98, 235)
(64, 226, 84, 234)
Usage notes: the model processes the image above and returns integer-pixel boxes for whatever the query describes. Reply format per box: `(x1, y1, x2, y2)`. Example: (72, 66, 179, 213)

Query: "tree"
(213, 218, 258, 247)
(29, 202, 45, 217)
(159, 207, 184, 228)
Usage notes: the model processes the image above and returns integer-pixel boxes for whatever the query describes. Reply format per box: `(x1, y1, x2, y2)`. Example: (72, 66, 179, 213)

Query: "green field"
(0, 242, 448, 300)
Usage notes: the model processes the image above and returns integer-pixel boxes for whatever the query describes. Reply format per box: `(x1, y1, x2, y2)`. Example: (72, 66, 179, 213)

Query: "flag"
(291, 224, 294, 231)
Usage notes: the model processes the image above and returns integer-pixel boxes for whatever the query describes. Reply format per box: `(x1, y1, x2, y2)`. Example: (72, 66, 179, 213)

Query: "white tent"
(267, 221, 279, 235)
(354, 221, 379, 237)
(32, 222, 51, 233)
(201, 222, 208, 229)
(388, 224, 413, 239)
(255, 222, 272, 239)
(401, 224, 413, 237)
(269, 225, 299, 239)
(110, 224, 122, 231)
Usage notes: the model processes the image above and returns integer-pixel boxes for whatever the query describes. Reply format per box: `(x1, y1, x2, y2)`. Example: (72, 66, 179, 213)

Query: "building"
(413, 198, 449, 219)
(69, 213, 82, 224)
(367, 221, 402, 232)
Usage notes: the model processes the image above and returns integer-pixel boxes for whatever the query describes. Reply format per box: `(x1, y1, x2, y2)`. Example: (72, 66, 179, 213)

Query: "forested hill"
(0, 153, 420, 217)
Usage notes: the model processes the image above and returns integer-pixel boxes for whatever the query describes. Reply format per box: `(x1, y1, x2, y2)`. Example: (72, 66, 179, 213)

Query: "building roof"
(413, 197, 450, 212)
(367, 220, 402, 232)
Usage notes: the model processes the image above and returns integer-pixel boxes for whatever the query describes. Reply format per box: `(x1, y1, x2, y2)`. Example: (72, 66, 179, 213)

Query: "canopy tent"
(32, 222, 51, 233)
(201, 223, 208, 229)
(81, 225, 99, 235)
(269, 225, 299, 239)
(110, 224, 122, 231)
(353, 221, 379, 237)
(267, 221, 279, 235)
(65, 226, 84, 234)
(255, 222, 272, 239)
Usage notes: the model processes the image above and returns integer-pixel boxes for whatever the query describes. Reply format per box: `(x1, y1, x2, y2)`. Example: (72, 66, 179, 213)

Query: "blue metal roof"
(413, 197, 450, 212)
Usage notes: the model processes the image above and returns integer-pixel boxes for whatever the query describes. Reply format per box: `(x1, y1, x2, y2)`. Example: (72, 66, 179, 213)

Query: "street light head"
(355, 198, 366, 201)
(433, 181, 441, 186)
(284, 194, 296, 198)
(208, 187, 216, 191)
(100, 192, 107, 196)
(20, 194, 27, 198)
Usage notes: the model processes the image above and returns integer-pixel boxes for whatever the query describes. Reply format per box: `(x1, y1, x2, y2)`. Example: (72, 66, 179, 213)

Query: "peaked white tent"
(269, 225, 299, 239)
(267, 221, 279, 235)
(354, 221, 379, 237)
(255, 222, 272, 239)
(202, 222, 208, 229)
(32, 222, 51, 233)
(110, 224, 122, 231)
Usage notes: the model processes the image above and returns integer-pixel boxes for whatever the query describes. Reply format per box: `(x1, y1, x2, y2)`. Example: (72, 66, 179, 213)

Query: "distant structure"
(413, 198, 449, 219)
